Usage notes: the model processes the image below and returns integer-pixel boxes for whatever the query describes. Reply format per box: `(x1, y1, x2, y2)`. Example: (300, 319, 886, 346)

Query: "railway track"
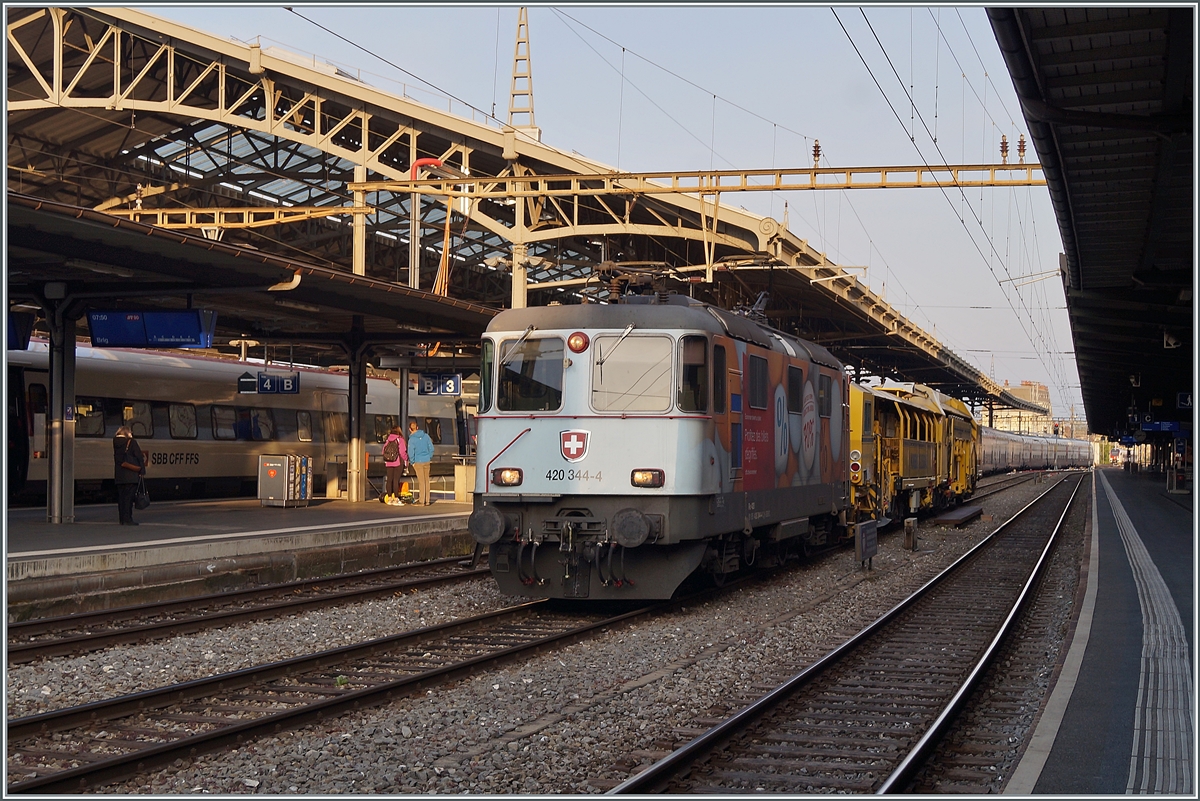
(7, 556, 488, 664)
(611, 472, 1084, 794)
(7, 566, 780, 794)
(7, 600, 637, 792)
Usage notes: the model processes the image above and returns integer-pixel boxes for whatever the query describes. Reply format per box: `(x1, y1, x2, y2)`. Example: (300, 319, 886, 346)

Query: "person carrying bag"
(113, 426, 146, 525)
(381, 426, 408, 505)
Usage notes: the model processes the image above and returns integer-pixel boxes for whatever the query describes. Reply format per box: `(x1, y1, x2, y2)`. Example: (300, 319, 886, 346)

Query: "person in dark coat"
(113, 425, 145, 525)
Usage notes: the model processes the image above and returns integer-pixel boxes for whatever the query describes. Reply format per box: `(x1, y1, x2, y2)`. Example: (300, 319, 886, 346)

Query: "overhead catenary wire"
(835, 9, 1074, 403)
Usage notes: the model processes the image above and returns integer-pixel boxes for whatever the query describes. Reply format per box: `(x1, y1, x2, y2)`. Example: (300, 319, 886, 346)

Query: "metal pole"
(510, 242, 528, 309)
(46, 308, 76, 523)
(353, 165, 366, 277)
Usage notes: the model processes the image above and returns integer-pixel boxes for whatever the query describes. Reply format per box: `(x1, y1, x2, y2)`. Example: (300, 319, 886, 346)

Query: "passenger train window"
(75, 397, 105, 437)
(212, 406, 237, 440)
(677, 336, 708, 412)
(498, 336, 565, 412)
(818, 375, 832, 418)
(27, 383, 47, 416)
(123, 401, 153, 438)
(478, 340, 494, 414)
(249, 408, 275, 441)
(591, 335, 671, 412)
(787, 366, 803, 414)
(297, 411, 313, 442)
(748, 355, 769, 410)
(374, 414, 398, 442)
(324, 412, 348, 443)
(168, 404, 197, 439)
(713, 346, 726, 414)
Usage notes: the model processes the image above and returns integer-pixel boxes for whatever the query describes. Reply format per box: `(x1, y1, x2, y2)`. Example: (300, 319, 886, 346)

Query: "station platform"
(1008, 467, 1194, 795)
(6, 493, 475, 619)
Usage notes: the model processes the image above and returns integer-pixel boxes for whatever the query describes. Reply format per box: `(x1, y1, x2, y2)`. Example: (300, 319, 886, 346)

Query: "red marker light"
(567, 332, 590, 353)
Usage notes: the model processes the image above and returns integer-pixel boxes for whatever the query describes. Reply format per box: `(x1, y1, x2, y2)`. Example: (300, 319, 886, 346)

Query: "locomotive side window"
(713, 345, 727, 414)
(212, 405, 237, 440)
(498, 336, 564, 412)
(591, 334, 671, 412)
(122, 401, 153, 438)
(787, 366, 803, 414)
(677, 336, 708, 412)
(168, 403, 197, 439)
(478, 340, 494, 414)
(75, 397, 106, 437)
(297, 411, 313, 442)
(818, 374, 832, 418)
(748, 355, 768, 410)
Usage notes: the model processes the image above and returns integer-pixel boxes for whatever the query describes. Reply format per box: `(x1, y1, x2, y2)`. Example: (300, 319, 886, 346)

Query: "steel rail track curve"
(8, 556, 489, 664)
(610, 471, 1085, 794)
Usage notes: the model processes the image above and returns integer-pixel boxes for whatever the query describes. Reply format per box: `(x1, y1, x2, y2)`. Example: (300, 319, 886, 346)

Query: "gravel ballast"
(8, 476, 1078, 794)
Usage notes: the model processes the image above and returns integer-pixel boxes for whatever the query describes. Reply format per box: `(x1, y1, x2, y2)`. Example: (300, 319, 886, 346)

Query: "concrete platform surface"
(6, 496, 476, 617)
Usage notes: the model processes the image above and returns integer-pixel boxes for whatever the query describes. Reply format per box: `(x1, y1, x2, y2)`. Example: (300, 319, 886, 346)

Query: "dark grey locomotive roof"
(488, 297, 844, 372)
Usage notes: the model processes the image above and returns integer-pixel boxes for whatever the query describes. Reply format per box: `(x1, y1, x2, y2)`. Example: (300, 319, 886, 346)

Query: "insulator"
(812, 140, 821, 167)
(1000, 134, 1009, 164)
(1018, 134, 1027, 163)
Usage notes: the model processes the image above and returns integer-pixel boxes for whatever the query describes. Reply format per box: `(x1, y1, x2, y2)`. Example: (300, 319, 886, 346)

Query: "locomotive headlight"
(492, 468, 523, 486)
(631, 469, 665, 488)
(567, 332, 590, 353)
(850, 449, 861, 462)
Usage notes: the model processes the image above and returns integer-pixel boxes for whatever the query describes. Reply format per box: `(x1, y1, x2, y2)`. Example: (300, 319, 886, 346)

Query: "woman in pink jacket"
(381, 426, 408, 505)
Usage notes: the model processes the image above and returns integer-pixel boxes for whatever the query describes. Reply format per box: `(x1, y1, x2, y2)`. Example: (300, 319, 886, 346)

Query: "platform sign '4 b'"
(257, 372, 300, 394)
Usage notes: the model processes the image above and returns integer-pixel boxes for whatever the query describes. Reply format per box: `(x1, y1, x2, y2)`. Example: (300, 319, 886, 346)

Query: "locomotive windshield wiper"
(596, 324, 636, 369)
(499, 325, 536, 367)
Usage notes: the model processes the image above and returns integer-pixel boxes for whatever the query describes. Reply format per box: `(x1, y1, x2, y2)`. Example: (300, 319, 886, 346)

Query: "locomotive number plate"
(545, 469, 603, 482)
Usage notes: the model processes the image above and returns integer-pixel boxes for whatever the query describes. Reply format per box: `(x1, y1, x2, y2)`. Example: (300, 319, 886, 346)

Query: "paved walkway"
(1007, 468, 1193, 794)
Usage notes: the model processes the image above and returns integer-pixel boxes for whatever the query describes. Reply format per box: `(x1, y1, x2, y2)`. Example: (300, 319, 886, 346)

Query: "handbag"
(134, 476, 151, 510)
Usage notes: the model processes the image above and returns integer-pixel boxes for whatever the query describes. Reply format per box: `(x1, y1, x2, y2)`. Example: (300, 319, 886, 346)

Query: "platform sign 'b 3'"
(418, 373, 461, 396)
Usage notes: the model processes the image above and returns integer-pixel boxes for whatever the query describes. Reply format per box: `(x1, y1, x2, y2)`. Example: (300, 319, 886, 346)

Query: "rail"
(610, 472, 1084, 793)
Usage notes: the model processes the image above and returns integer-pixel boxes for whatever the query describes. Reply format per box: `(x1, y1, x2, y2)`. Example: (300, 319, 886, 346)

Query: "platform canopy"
(6, 6, 1045, 413)
(990, 7, 1193, 435)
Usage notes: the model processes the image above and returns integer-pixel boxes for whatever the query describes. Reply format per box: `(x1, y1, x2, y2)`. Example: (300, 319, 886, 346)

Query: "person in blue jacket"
(407, 419, 435, 505)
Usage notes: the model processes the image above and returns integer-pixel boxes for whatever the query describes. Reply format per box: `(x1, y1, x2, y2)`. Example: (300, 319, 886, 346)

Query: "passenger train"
(7, 342, 470, 503)
(467, 295, 1092, 600)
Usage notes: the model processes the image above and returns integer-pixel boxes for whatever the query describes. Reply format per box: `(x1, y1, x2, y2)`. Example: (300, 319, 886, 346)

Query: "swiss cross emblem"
(560, 430, 590, 462)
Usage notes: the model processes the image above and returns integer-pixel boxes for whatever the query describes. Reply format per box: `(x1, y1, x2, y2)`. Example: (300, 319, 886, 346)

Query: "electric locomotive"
(467, 295, 852, 600)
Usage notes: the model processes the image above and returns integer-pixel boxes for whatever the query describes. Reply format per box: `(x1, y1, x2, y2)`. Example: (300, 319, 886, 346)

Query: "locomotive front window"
(677, 336, 708, 412)
(497, 336, 564, 412)
(478, 339, 494, 414)
(591, 334, 672, 412)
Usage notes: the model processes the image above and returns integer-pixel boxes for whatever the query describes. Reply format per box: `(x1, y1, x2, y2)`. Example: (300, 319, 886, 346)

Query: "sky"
(142, 3, 1084, 422)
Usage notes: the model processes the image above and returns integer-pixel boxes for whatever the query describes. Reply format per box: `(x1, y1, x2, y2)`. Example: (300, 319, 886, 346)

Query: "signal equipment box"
(258, 454, 313, 507)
